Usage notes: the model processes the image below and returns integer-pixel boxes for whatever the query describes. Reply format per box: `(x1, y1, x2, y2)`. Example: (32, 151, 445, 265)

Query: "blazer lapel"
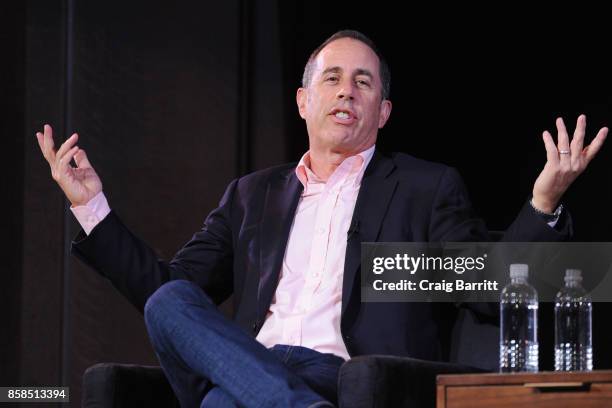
(342, 152, 397, 315)
(257, 169, 303, 324)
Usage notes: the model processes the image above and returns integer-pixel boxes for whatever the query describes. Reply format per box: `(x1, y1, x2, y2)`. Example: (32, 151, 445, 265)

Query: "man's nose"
(336, 83, 355, 100)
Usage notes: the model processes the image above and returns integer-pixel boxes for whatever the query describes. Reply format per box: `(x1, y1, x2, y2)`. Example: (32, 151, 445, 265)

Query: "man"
(37, 30, 607, 407)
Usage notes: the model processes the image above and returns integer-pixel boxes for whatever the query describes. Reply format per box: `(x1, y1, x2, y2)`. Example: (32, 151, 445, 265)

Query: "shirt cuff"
(70, 192, 111, 235)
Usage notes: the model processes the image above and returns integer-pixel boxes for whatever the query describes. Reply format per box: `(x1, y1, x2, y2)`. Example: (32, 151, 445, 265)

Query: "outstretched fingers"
(555, 117, 571, 168)
(583, 127, 609, 164)
(570, 114, 586, 160)
(54, 145, 79, 181)
(55, 133, 79, 165)
(36, 125, 81, 173)
(542, 130, 559, 164)
(37, 124, 56, 163)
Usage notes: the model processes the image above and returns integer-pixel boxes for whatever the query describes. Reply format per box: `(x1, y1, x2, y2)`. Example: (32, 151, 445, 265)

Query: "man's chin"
(323, 129, 355, 144)
(321, 138, 354, 152)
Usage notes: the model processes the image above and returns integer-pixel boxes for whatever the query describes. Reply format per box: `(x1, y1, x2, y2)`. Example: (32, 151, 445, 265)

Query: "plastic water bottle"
(554, 269, 593, 371)
(500, 264, 539, 372)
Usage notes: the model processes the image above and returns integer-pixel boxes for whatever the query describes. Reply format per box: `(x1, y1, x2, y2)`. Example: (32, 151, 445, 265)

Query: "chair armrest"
(338, 355, 487, 408)
(82, 363, 178, 408)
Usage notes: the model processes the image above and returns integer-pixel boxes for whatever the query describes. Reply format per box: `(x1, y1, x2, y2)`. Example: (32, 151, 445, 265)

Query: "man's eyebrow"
(353, 68, 374, 79)
(321, 67, 374, 80)
(321, 66, 342, 76)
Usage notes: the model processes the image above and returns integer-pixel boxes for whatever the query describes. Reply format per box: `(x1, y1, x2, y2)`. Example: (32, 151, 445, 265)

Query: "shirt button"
(317, 228, 325, 234)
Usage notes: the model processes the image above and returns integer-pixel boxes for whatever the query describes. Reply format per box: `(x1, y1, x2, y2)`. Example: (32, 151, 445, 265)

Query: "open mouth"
(329, 108, 357, 124)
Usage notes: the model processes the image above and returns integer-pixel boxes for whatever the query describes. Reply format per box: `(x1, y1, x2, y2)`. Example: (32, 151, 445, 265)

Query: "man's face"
(297, 38, 392, 155)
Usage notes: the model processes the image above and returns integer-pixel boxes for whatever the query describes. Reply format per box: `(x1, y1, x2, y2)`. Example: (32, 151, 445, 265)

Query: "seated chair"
(82, 306, 498, 407)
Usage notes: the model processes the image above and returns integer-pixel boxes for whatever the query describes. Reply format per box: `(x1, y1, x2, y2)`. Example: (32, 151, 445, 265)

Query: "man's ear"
(378, 99, 392, 128)
(296, 88, 307, 119)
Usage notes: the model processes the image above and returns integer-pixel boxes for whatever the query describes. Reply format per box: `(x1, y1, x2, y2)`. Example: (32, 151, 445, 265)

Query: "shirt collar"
(295, 145, 376, 189)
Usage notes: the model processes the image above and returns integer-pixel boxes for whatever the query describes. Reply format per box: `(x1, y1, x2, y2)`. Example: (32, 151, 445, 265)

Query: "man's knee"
(144, 280, 211, 325)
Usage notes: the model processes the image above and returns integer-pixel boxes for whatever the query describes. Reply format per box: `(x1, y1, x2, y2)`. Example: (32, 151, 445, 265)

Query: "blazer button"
(252, 322, 258, 332)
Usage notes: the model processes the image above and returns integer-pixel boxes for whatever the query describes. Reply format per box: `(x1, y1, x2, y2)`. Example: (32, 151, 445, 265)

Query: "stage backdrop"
(4, 1, 611, 406)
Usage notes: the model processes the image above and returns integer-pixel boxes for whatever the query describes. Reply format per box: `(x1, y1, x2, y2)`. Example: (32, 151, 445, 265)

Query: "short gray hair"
(302, 30, 391, 100)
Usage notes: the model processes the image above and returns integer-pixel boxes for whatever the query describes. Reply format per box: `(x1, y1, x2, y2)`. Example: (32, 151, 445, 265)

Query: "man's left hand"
(532, 114, 608, 213)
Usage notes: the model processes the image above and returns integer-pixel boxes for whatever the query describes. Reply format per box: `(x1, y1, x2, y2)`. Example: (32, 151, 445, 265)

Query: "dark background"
(2, 1, 611, 406)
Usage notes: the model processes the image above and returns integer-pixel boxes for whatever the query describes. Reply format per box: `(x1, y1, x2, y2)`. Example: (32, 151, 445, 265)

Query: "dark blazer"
(72, 151, 571, 361)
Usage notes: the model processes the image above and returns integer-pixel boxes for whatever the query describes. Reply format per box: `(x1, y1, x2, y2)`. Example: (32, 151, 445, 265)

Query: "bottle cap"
(564, 268, 583, 283)
(509, 263, 529, 279)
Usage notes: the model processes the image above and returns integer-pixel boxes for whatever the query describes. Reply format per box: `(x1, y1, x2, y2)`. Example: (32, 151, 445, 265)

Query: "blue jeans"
(144, 280, 344, 408)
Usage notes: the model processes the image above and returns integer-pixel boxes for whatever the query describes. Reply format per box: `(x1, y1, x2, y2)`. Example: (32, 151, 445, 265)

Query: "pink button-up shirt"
(72, 145, 375, 360)
(255, 145, 374, 360)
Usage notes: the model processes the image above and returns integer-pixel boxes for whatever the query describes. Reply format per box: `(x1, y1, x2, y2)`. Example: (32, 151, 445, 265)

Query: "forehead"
(313, 38, 380, 77)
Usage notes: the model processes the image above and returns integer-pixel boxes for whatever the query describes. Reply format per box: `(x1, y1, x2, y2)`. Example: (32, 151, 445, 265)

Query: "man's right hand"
(36, 124, 103, 207)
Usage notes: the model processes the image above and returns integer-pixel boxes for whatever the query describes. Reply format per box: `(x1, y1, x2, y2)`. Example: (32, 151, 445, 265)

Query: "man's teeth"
(335, 111, 350, 119)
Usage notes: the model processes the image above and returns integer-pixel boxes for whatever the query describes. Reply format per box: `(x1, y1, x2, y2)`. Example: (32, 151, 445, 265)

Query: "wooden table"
(437, 370, 612, 408)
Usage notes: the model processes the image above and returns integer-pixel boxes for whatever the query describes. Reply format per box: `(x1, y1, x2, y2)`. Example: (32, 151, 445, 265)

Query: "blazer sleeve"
(428, 166, 572, 243)
(426, 166, 573, 320)
(428, 166, 488, 242)
(71, 179, 238, 313)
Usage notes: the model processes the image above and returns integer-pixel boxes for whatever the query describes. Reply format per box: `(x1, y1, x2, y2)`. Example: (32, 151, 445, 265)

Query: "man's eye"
(356, 80, 371, 87)
(325, 76, 339, 83)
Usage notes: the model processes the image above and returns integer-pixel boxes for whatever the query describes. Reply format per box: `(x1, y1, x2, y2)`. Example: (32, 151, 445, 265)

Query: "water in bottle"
(555, 268, 593, 371)
(500, 263, 539, 372)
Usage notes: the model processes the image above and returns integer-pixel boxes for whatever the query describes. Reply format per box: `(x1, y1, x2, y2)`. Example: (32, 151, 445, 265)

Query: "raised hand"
(532, 114, 608, 213)
(36, 124, 103, 207)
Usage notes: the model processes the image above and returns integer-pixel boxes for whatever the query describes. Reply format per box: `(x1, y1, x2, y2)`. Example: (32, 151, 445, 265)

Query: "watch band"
(529, 198, 563, 221)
